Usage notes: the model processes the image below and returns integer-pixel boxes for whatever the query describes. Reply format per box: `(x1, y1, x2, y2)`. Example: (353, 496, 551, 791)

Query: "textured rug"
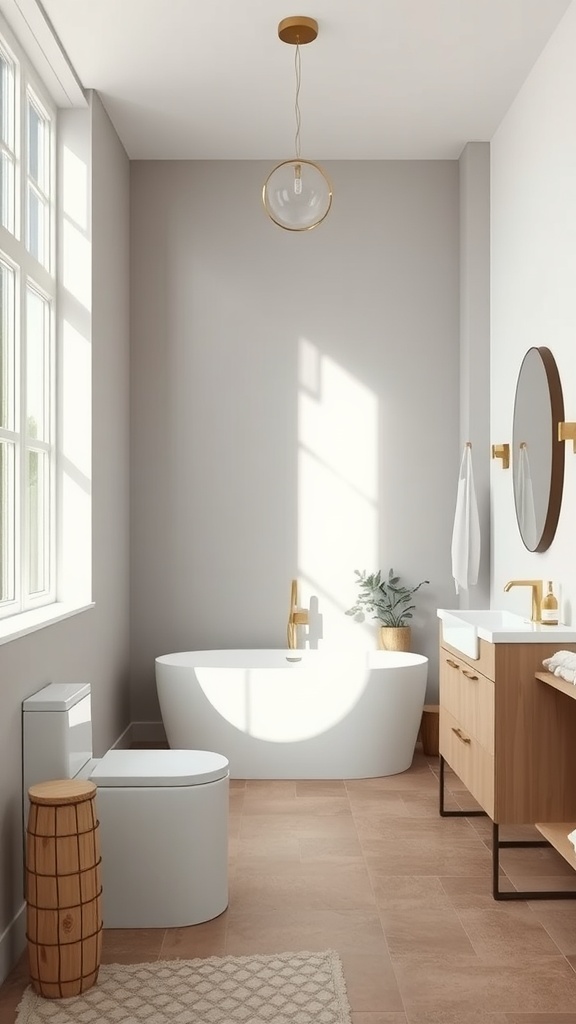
(16, 949, 351, 1024)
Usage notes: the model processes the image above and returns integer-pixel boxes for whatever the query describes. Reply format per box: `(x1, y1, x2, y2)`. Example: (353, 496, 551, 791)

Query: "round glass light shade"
(262, 158, 332, 231)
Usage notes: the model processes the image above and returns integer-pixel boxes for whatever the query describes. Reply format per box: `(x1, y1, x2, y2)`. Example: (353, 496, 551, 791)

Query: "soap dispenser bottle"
(541, 581, 559, 625)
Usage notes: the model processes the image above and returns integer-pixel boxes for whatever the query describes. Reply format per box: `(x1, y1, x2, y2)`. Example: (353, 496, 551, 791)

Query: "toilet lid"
(90, 749, 229, 787)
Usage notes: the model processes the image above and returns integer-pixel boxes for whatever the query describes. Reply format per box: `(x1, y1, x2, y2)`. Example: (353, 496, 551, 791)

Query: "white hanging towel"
(516, 443, 537, 550)
(451, 444, 481, 594)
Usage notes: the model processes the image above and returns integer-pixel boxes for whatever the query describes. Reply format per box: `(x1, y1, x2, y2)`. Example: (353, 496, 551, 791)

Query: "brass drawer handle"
(452, 726, 471, 745)
(446, 659, 460, 669)
(461, 669, 479, 680)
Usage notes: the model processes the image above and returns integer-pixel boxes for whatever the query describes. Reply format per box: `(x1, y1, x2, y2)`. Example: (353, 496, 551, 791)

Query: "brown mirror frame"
(512, 346, 565, 553)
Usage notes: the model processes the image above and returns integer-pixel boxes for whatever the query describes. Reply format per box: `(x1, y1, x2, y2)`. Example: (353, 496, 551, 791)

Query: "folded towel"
(451, 445, 481, 594)
(553, 666, 576, 684)
(568, 829, 576, 852)
(542, 650, 576, 671)
(542, 650, 576, 684)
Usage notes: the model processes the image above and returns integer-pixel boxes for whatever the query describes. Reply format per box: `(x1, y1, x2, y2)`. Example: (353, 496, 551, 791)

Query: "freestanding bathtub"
(155, 648, 428, 779)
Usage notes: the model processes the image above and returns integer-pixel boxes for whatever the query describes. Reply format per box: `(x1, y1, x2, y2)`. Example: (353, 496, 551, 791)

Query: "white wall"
(491, 0, 576, 619)
(130, 160, 460, 719)
(459, 143, 491, 608)
(0, 93, 130, 982)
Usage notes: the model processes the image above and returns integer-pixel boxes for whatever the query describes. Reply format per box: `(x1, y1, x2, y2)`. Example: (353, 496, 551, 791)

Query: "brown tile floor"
(3, 749, 576, 1022)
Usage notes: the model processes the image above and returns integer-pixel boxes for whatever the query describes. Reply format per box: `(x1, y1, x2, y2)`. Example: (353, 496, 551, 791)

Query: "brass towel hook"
(491, 443, 510, 469)
(558, 422, 576, 453)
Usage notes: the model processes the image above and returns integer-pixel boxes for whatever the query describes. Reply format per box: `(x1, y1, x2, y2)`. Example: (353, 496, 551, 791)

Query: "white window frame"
(0, 25, 56, 621)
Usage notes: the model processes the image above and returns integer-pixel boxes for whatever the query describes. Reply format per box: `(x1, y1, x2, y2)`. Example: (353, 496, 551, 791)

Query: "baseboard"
(110, 721, 167, 749)
(0, 902, 26, 986)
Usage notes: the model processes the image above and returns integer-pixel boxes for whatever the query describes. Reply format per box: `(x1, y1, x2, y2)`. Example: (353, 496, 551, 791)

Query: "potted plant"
(346, 568, 430, 651)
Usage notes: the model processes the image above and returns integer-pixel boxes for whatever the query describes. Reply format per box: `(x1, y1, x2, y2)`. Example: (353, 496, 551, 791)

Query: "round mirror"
(512, 346, 564, 552)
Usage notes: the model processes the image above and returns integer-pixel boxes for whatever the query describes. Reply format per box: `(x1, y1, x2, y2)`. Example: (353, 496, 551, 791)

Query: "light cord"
(294, 43, 301, 159)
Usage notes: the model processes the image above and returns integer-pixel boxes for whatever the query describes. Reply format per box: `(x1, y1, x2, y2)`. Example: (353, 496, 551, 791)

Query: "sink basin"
(437, 608, 576, 659)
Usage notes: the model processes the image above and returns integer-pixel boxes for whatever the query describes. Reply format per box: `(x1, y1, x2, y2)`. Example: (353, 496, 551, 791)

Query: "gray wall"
(0, 93, 130, 979)
(130, 160, 460, 719)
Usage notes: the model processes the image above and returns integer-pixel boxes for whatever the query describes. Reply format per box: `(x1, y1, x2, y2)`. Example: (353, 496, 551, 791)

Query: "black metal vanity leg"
(439, 754, 487, 818)
(492, 821, 576, 900)
(493, 822, 502, 899)
(439, 754, 446, 815)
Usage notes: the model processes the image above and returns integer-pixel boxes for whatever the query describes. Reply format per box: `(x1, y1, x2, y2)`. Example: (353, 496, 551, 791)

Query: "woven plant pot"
(378, 626, 411, 652)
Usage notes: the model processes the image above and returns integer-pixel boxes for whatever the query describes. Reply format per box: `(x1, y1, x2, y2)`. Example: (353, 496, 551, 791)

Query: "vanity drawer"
(440, 634, 495, 680)
(439, 652, 494, 753)
(440, 706, 494, 818)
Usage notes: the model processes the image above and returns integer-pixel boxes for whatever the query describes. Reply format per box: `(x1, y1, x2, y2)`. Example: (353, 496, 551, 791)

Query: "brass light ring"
(262, 159, 333, 232)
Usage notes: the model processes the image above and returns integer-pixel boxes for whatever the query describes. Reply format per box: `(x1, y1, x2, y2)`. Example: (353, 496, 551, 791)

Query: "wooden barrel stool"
(420, 704, 439, 756)
(26, 779, 103, 999)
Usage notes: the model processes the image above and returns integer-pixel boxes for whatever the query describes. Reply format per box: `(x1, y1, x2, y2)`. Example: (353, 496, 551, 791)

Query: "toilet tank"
(23, 683, 93, 795)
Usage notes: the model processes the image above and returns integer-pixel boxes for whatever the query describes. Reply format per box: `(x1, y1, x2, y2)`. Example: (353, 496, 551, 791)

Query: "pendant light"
(262, 16, 332, 232)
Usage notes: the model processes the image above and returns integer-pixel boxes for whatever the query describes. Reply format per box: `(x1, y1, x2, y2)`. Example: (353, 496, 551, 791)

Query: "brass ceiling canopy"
(277, 16, 318, 45)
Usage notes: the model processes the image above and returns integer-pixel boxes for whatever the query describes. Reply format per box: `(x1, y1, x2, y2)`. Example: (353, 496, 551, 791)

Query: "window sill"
(0, 602, 95, 646)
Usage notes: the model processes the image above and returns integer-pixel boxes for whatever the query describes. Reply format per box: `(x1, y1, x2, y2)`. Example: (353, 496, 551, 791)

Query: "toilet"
(22, 682, 229, 929)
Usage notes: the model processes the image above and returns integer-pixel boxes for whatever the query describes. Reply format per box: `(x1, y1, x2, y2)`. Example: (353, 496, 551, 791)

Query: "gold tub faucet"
(287, 579, 310, 649)
(503, 579, 543, 622)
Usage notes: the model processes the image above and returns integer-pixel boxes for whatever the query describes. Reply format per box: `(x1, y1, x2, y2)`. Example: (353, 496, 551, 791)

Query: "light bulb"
(294, 163, 302, 195)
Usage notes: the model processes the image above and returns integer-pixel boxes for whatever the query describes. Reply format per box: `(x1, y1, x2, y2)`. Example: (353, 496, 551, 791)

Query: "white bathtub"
(155, 648, 428, 779)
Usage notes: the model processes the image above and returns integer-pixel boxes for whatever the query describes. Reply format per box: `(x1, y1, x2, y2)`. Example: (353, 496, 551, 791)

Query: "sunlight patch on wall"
(298, 338, 379, 648)
(57, 122, 92, 605)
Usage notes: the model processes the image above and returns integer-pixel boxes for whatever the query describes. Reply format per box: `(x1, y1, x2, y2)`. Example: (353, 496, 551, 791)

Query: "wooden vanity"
(438, 628, 576, 897)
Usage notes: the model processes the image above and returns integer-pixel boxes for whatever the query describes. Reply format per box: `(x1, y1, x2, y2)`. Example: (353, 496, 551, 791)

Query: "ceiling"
(40, 0, 572, 160)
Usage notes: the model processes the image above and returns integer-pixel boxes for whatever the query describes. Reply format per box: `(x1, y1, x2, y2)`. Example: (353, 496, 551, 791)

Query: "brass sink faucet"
(287, 579, 310, 649)
(503, 579, 543, 622)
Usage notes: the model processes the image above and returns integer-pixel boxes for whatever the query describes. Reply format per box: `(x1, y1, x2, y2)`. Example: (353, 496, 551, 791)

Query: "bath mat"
(15, 948, 351, 1024)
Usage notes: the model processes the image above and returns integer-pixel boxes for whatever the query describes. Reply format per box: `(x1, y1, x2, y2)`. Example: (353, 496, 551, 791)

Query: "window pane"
(0, 51, 14, 148)
(27, 185, 47, 265)
(0, 259, 14, 429)
(27, 448, 46, 595)
(0, 439, 15, 602)
(26, 287, 49, 441)
(0, 150, 14, 232)
(28, 98, 46, 189)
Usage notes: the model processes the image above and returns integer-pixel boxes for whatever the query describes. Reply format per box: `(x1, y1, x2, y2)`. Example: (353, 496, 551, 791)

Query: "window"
(0, 31, 55, 620)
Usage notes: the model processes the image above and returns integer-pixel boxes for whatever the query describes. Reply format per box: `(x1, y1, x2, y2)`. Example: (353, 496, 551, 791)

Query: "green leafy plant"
(346, 569, 430, 627)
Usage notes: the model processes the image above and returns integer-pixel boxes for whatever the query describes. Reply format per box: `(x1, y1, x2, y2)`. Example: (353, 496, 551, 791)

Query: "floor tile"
(499, 847, 576, 878)
(241, 795, 352, 816)
(505, 1016, 576, 1023)
(456, 904, 562, 961)
(363, 839, 493, 877)
(295, 780, 347, 797)
(393, 958, 576, 1013)
(440, 873, 518, 908)
(370, 873, 452, 911)
(100, 928, 165, 964)
(340, 952, 404, 1012)
(159, 913, 228, 959)
(351, 1015, 407, 1024)
(239, 810, 358, 839)
(225, 908, 389, 956)
(528, 906, 576, 955)
(230, 861, 375, 912)
(379, 906, 477, 961)
(406, 1014, 508, 1024)
(299, 837, 364, 862)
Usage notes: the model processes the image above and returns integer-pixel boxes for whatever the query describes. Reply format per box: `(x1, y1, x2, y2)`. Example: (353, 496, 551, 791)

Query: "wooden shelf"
(535, 670, 576, 701)
(535, 822, 576, 871)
